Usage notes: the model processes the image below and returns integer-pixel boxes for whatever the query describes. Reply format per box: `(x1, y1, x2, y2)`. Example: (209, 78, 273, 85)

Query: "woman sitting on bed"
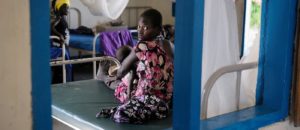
(96, 9, 174, 124)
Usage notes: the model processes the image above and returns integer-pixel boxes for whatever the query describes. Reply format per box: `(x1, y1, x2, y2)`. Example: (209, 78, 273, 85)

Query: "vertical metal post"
(62, 43, 66, 83)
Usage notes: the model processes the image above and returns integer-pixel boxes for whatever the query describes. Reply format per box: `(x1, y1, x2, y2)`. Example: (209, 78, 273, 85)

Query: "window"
(173, 0, 297, 129)
(30, 0, 298, 129)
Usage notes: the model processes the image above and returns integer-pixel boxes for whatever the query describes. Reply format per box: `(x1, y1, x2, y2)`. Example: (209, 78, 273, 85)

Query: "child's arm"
(127, 70, 134, 99)
(126, 65, 137, 99)
(116, 49, 138, 79)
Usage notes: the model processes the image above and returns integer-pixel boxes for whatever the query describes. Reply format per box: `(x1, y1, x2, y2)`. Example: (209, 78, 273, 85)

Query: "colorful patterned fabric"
(97, 40, 174, 123)
(97, 95, 169, 124)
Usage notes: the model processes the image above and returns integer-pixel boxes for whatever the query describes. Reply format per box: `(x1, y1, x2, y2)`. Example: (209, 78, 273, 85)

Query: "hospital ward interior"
(2, 0, 300, 129)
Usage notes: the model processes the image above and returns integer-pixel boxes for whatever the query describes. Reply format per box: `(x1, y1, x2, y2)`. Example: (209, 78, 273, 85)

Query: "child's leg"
(127, 69, 138, 99)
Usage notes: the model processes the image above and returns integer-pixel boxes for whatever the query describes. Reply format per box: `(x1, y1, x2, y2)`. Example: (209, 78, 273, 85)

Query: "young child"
(96, 9, 174, 124)
(97, 45, 136, 90)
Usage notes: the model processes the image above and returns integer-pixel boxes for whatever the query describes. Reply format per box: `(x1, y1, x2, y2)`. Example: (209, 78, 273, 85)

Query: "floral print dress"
(97, 40, 174, 124)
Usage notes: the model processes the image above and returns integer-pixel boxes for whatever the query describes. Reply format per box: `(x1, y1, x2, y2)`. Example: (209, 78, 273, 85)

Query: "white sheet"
(202, 0, 240, 118)
(80, 0, 129, 20)
(239, 29, 260, 109)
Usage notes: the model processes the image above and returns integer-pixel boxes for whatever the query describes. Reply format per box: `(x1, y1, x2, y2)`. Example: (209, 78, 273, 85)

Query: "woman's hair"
(140, 9, 163, 31)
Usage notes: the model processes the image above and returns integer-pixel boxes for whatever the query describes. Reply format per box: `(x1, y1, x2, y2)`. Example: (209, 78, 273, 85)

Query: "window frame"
(30, 0, 298, 129)
(30, 0, 52, 130)
(173, 0, 298, 129)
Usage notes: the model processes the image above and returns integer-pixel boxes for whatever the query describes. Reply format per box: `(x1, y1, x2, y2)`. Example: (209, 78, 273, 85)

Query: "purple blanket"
(99, 30, 135, 57)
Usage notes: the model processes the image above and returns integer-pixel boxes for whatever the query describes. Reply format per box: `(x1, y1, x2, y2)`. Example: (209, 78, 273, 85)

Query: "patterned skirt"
(96, 95, 170, 124)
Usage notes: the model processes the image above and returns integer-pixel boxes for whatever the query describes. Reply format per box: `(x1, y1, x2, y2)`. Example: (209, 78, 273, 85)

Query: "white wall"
(128, 0, 174, 25)
(69, 0, 174, 28)
(0, 0, 32, 130)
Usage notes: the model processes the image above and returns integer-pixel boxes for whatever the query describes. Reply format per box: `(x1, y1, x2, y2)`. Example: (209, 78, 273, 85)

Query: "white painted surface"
(0, 0, 32, 130)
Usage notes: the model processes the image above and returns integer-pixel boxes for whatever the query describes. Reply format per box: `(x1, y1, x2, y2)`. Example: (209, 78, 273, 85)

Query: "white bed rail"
(50, 36, 68, 83)
(201, 62, 258, 119)
(50, 56, 120, 82)
(93, 34, 100, 79)
(50, 56, 120, 67)
(67, 7, 82, 28)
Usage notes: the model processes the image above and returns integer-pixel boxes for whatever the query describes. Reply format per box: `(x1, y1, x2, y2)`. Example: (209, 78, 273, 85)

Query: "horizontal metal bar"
(50, 56, 120, 67)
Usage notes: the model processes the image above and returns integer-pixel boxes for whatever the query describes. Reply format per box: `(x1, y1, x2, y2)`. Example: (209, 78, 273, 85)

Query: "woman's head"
(138, 9, 162, 41)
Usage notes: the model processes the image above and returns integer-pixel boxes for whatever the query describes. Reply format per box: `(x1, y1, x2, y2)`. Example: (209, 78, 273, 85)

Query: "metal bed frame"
(54, 6, 150, 83)
(201, 62, 258, 119)
(50, 55, 120, 83)
(50, 36, 68, 83)
(67, 7, 82, 28)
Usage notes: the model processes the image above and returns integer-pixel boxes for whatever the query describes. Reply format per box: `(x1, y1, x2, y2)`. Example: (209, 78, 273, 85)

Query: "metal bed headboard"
(201, 62, 258, 119)
(67, 7, 82, 28)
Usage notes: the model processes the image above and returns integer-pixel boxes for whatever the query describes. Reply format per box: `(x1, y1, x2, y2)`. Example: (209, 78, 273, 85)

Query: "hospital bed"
(50, 56, 172, 130)
(66, 6, 151, 56)
(51, 6, 148, 83)
(51, 6, 150, 83)
(52, 80, 172, 130)
(50, 6, 173, 128)
(50, 59, 257, 129)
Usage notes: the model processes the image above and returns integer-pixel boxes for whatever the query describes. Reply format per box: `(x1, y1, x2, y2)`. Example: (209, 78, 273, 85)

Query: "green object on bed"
(51, 80, 172, 130)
